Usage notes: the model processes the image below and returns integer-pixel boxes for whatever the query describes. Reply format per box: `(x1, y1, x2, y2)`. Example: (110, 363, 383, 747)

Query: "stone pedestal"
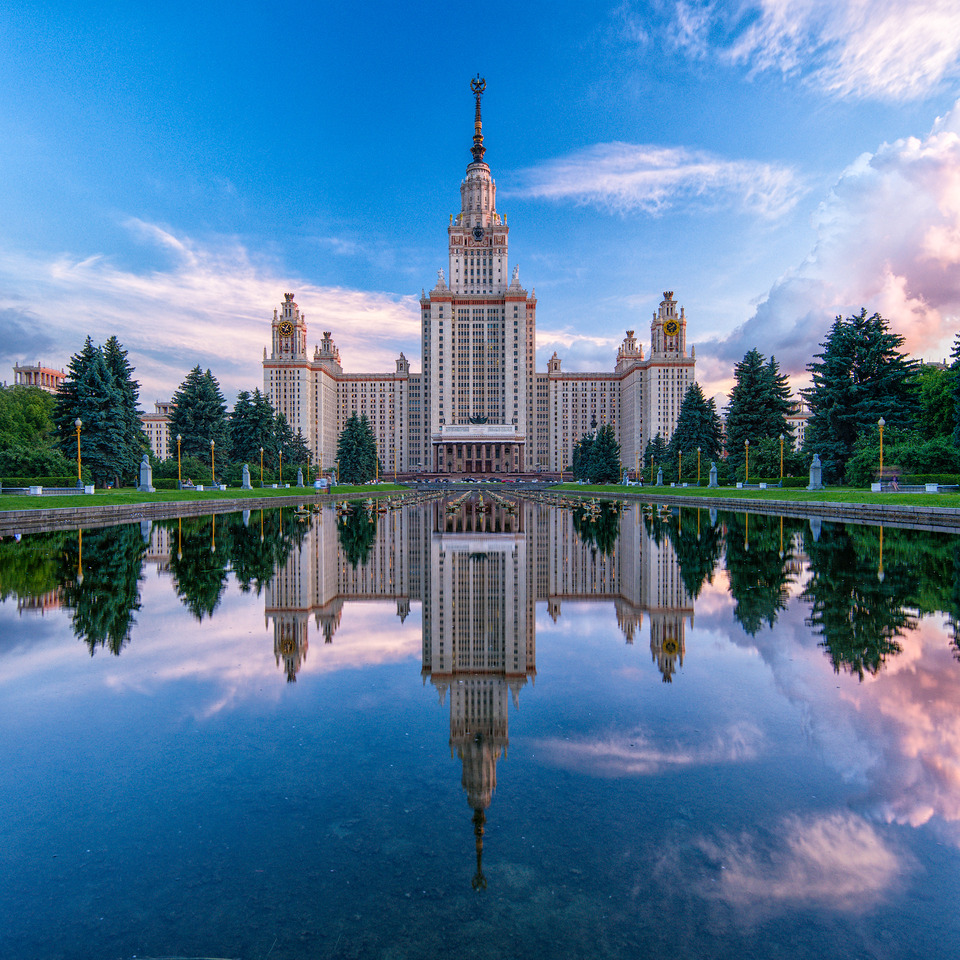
(807, 454, 823, 491)
(137, 454, 155, 493)
(708, 462, 718, 488)
(241, 463, 253, 490)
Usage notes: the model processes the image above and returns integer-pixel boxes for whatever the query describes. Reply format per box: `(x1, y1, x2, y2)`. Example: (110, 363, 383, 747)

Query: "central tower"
(420, 76, 538, 475)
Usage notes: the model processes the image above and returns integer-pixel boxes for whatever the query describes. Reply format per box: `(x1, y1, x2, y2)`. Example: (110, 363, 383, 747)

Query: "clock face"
(472, 225, 485, 243)
(663, 319, 680, 336)
(279, 320, 294, 336)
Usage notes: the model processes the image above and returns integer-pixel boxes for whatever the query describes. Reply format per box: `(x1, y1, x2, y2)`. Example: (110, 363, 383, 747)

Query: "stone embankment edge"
(571, 489, 960, 533)
(0, 490, 406, 536)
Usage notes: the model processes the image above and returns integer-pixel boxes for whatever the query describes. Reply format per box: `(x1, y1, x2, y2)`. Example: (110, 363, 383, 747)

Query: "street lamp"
(678, 449, 683, 484)
(176, 434, 182, 489)
(697, 446, 701, 486)
(74, 418, 83, 489)
(779, 433, 785, 483)
(259, 447, 264, 487)
(878, 417, 886, 484)
(278, 447, 283, 485)
(210, 439, 216, 485)
(744, 439, 750, 485)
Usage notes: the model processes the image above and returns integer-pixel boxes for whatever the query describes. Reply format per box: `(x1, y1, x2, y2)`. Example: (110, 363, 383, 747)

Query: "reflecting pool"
(2, 495, 960, 959)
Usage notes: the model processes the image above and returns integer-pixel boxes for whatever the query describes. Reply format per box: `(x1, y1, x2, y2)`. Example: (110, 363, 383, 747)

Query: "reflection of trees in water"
(0, 529, 68, 602)
(162, 508, 310, 617)
(803, 523, 918, 681)
(338, 501, 377, 567)
(725, 513, 805, 635)
(665, 508, 723, 600)
(59, 525, 146, 656)
(571, 500, 621, 557)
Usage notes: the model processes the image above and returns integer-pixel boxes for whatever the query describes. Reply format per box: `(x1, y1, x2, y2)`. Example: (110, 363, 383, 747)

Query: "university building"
(264, 78, 695, 475)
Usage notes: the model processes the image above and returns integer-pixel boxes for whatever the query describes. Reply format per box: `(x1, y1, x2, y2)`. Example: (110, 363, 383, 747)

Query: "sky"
(2, 0, 960, 407)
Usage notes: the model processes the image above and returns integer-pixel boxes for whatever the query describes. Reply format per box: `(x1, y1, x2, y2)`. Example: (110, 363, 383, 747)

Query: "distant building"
(263, 78, 696, 475)
(141, 401, 175, 459)
(12, 362, 65, 394)
(787, 399, 810, 449)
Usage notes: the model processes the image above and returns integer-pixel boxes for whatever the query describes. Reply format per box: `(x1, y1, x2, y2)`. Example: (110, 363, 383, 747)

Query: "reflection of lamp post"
(259, 447, 264, 486)
(77, 528, 84, 585)
(176, 434, 182, 489)
(878, 524, 885, 582)
(878, 417, 886, 484)
(210, 439, 215, 485)
(697, 446, 701, 486)
(75, 418, 83, 489)
(744, 439, 750, 485)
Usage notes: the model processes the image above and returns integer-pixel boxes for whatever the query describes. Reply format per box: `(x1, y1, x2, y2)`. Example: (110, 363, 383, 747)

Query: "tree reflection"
(803, 523, 918, 680)
(0, 529, 68, 603)
(571, 500, 621, 556)
(665, 507, 723, 599)
(59, 525, 146, 655)
(167, 514, 232, 620)
(724, 513, 803, 635)
(224, 508, 308, 594)
(338, 501, 377, 567)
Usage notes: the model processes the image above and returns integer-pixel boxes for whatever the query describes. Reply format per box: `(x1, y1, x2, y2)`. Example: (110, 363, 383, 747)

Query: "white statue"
(512, 265, 519, 283)
(437, 268, 446, 286)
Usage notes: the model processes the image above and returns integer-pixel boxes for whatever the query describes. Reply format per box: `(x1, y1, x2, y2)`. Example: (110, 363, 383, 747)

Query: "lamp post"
(259, 447, 264, 487)
(779, 433, 785, 483)
(210, 439, 215, 485)
(74, 418, 83, 489)
(697, 447, 701, 486)
(278, 447, 283, 485)
(678, 449, 683, 484)
(744, 439, 750, 485)
(176, 434, 182, 489)
(878, 417, 886, 484)
(636, 453, 640, 481)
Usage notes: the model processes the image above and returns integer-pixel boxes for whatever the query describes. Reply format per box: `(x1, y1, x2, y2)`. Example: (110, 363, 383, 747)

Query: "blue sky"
(3, 0, 960, 405)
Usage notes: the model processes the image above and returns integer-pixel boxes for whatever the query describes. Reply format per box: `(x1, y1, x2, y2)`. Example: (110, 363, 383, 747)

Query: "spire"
(470, 74, 486, 164)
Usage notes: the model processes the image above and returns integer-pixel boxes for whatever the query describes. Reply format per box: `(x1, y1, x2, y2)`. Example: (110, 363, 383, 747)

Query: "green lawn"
(0, 484, 408, 513)
(552, 483, 960, 509)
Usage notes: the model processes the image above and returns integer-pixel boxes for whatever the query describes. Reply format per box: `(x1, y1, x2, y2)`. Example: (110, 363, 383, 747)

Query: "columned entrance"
(431, 425, 526, 475)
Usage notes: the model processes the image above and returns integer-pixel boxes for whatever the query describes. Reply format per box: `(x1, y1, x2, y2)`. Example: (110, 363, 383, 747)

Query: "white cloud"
(699, 812, 906, 914)
(510, 142, 803, 219)
(705, 99, 960, 386)
(668, 0, 960, 101)
(0, 221, 421, 402)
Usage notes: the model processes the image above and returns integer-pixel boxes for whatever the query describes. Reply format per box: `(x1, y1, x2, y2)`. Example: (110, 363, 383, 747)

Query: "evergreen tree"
(53, 338, 129, 486)
(273, 412, 296, 473)
(289, 429, 312, 471)
(916, 364, 955, 441)
(103, 336, 148, 480)
(229, 388, 276, 465)
(169, 367, 230, 460)
(571, 433, 594, 480)
(336, 413, 378, 483)
(644, 433, 669, 480)
(667, 383, 724, 477)
(589, 423, 621, 483)
(804, 310, 918, 483)
(726, 349, 793, 478)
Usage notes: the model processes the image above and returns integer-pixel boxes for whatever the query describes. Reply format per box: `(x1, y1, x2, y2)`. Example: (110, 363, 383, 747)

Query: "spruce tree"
(644, 433, 668, 479)
(229, 389, 278, 465)
(54, 338, 128, 486)
(103, 336, 147, 479)
(589, 423, 621, 483)
(726, 349, 792, 477)
(336, 413, 378, 483)
(667, 383, 724, 474)
(804, 310, 917, 483)
(169, 366, 230, 460)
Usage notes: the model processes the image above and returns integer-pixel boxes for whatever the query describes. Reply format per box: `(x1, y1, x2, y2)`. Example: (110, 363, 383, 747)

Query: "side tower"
(641, 291, 695, 451)
(263, 292, 313, 452)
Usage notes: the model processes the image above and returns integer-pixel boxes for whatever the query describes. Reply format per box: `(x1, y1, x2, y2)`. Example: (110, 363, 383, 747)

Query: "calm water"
(2, 495, 960, 960)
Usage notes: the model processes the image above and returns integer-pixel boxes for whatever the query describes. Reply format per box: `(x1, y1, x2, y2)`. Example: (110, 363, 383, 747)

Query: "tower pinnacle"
(470, 74, 486, 164)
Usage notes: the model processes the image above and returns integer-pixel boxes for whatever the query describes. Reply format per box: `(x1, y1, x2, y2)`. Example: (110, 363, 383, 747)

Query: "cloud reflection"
(530, 722, 763, 776)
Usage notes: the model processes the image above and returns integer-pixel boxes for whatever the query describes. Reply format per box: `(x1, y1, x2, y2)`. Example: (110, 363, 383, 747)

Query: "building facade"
(264, 79, 695, 475)
(12, 362, 66, 394)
